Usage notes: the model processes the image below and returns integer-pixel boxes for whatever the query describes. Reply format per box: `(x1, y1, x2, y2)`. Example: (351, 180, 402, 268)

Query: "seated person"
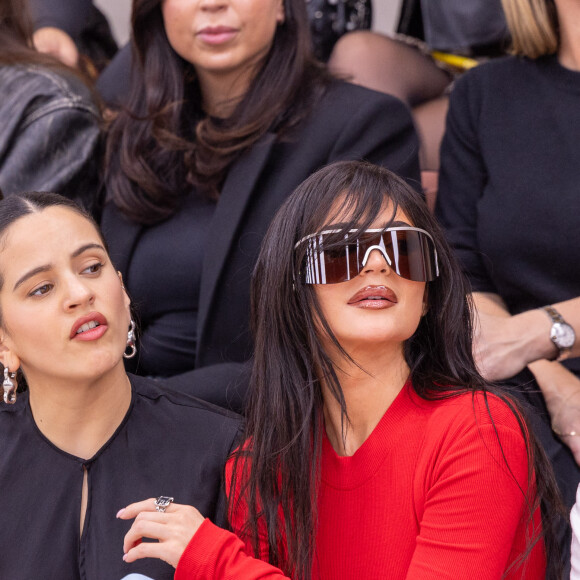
(0, 192, 242, 579)
(100, 0, 420, 392)
(436, 0, 580, 571)
(119, 161, 563, 579)
(328, 0, 509, 201)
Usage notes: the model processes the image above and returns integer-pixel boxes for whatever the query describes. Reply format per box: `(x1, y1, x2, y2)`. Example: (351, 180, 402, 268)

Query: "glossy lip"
(196, 25, 238, 45)
(70, 311, 108, 341)
(347, 285, 398, 309)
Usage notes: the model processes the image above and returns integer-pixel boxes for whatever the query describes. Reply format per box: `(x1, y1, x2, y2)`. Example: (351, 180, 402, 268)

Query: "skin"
(161, 0, 284, 116)
(119, 204, 430, 563)
(33, 27, 79, 68)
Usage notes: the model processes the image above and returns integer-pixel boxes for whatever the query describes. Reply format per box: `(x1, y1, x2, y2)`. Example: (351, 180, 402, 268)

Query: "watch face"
(553, 322, 576, 348)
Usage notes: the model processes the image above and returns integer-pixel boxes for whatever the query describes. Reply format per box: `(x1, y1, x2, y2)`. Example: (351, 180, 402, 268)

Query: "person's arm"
(473, 292, 580, 465)
(407, 399, 545, 578)
(529, 359, 580, 465)
(118, 500, 291, 579)
(436, 70, 495, 293)
(473, 292, 580, 379)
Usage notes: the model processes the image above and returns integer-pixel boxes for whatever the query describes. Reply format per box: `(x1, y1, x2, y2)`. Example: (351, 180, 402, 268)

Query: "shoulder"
(412, 389, 528, 470)
(129, 373, 242, 433)
(321, 78, 411, 111)
(452, 55, 538, 99)
(419, 389, 524, 437)
(311, 79, 414, 130)
(0, 65, 98, 121)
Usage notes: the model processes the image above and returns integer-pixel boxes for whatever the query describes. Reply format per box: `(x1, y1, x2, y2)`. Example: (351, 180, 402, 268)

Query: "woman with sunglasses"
(0, 192, 241, 580)
(118, 161, 563, 579)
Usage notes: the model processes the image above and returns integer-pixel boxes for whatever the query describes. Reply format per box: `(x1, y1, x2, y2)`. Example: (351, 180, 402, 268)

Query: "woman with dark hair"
(119, 161, 563, 579)
(0, 0, 101, 207)
(0, 192, 241, 579)
(101, 0, 420, 390)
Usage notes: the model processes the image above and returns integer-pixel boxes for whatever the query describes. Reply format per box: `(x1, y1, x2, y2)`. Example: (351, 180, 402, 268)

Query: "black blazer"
(101, 80, 420, 372)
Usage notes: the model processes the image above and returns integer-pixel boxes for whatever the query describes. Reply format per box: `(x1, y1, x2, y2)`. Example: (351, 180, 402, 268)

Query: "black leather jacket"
(0, 65, 102, 210)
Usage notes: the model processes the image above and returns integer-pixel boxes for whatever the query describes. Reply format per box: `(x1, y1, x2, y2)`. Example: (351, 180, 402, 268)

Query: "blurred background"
(93, 0, 401, 46)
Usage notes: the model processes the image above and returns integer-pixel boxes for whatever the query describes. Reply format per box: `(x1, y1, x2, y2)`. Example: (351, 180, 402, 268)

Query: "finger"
(123, 519, 168, 554)
(118, 498, 175, 519)
(123, 538, 177, 566)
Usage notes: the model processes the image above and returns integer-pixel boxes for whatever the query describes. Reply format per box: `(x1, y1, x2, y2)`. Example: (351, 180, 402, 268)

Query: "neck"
(321, 342, 409, 457)
(200, 77, 245, 117)
(26, 363, 132, 460)
(197, 58, 264, 118)
(557, 0, 580, 71)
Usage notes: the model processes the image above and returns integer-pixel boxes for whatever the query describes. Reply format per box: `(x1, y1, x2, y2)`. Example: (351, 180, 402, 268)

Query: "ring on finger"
(154, 496, 174, 512)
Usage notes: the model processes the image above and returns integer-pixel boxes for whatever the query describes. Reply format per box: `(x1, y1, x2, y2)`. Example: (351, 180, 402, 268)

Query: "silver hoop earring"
(3, 367, 17, 404)
(123, 320, 137, 359)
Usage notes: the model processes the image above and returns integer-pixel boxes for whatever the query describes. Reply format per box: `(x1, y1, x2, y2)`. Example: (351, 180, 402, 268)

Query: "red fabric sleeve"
(175, 518, 290, 580)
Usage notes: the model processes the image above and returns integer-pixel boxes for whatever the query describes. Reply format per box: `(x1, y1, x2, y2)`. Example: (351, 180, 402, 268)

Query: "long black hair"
(105, 0, 331, 225)
(230, 161, 564, 579)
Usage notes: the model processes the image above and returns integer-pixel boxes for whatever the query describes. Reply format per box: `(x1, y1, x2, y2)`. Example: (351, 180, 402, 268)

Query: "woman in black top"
(101, 0, 420, 389)
(0, 192, 240, 580)
(436, 0, 580, 569)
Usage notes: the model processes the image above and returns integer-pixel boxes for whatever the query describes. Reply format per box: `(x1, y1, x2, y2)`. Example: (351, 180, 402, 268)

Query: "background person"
(101, 0, 420, 396)
(0, 0, 101, 207)
(435, 0, 580, 570)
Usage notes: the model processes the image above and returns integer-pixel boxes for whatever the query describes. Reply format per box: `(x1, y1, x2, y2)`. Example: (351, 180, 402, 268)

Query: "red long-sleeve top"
(176, 382, 545, 579)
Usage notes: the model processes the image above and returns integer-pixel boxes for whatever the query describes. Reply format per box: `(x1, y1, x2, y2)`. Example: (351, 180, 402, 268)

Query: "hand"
(117, 498, 205, 568)
(473, 310, 531, 381)
(33, 27, 79, 68)
(545, 387, 580, 466)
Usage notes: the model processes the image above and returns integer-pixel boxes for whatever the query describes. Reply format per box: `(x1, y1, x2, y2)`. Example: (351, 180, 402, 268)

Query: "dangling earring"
(124, 320, 137, 359)
(3, 367, 17, 404)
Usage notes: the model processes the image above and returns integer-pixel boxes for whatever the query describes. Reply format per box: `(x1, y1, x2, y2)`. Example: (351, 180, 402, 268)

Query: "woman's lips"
(347, 285, 398, 309)
(197, 26, 238, 45)
(70, 312, 108, 341)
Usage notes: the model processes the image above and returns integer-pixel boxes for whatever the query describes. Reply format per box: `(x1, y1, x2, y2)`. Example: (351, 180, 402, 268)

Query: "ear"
(0, 335, 21, 374)
(118, 271, 132, 312)
(276, 0, 285, 23)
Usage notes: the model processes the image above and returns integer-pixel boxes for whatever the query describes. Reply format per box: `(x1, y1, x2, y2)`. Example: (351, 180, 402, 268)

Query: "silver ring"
(154, 496, 174, 512)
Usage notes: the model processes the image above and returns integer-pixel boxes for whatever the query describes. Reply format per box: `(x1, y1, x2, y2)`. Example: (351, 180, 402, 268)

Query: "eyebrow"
(13, 243, 106, 291)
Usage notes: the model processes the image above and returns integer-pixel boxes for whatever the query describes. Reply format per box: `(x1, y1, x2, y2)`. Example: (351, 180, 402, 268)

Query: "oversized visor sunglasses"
(295, 226, 439, 284)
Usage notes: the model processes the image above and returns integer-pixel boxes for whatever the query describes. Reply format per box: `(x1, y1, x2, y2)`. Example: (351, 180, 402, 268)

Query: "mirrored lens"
(301, 228, 438, 284)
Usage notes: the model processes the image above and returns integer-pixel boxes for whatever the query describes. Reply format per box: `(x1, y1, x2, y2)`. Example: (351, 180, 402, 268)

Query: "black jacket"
(0, 65, 101, 208)
(101, 80, 420, 376)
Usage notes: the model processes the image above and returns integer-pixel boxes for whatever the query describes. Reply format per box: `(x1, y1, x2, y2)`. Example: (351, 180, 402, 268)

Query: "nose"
(361, 247, 392, 275)
(63, 274, 95, 310)
(200, 0, 228, 12)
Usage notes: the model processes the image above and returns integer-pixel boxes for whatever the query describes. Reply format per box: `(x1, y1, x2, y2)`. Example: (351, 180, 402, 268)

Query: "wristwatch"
(543, 305, 576, 361)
